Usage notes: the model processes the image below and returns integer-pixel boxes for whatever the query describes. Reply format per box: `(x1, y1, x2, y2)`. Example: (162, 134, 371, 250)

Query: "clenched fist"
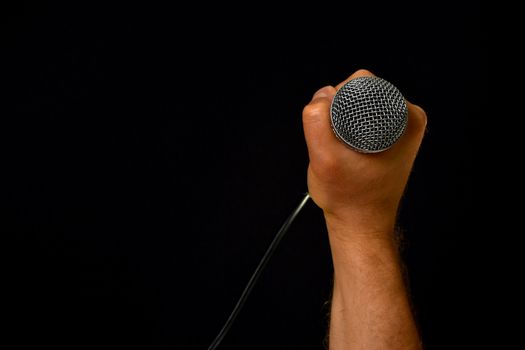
(303, 69, 427, 240)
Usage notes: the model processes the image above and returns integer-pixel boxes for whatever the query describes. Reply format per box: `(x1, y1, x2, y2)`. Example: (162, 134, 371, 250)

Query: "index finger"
(335, 69, 376, 90)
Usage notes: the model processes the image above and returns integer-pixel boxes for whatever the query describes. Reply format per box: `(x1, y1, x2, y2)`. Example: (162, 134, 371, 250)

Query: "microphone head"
(330, 76, 408, 153)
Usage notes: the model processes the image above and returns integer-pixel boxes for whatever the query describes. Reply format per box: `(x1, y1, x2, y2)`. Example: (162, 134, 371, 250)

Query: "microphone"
(330, 76, 408, 153)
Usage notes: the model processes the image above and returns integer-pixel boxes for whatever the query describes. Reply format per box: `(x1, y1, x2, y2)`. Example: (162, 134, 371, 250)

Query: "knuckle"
(316, 152, 341, 176)
(354, 68, 374, 77)
(302, 101, 327, 122)
(412, 104, 428, 130)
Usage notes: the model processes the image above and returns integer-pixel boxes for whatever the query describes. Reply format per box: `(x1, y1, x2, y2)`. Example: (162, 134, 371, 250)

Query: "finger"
(302, 86, 343, 157)
(334, 69, 376, 90)
(404, 101, 427, 147)
(386, 100, 427, 156)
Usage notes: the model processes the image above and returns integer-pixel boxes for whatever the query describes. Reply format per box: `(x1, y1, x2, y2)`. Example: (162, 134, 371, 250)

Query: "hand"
(303, 69, 427, 240)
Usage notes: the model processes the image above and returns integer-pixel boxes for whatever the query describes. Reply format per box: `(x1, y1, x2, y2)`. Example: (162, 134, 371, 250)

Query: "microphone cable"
(206, 193, 311, 350)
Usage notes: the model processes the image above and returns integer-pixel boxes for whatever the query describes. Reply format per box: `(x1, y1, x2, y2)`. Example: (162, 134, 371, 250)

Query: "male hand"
(303, 69, 427, 240)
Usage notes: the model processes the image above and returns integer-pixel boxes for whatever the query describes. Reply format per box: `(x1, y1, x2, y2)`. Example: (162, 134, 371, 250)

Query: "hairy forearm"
(326, 219, 422, 350)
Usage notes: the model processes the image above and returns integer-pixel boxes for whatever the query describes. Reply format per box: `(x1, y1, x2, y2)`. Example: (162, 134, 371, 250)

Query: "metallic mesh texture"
(330, 76, 408, 153)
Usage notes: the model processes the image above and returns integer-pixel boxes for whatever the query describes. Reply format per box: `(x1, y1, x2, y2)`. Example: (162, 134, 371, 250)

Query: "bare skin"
(303, 69, 427, 350)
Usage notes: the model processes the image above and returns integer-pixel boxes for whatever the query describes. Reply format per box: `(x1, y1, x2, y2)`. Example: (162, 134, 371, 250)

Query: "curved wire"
(207, 193, 311, 350)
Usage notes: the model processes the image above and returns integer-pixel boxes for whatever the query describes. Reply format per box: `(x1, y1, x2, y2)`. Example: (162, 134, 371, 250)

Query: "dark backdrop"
(3, 2, 482, 349)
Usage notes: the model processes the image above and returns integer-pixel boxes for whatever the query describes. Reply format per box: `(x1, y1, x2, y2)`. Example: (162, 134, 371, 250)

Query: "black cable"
(206, 193, 311, 350)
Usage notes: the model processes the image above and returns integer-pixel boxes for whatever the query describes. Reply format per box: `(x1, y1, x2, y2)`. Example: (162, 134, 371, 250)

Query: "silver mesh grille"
(330, 76, 408, 153)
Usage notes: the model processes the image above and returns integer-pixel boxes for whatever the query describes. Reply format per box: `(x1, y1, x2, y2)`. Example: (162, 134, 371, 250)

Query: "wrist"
(324, 209, 397, 243)
(324, 213, 401, 277)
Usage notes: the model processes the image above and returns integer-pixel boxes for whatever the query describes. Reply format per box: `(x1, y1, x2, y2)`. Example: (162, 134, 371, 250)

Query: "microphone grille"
(330, 76, 408, 153)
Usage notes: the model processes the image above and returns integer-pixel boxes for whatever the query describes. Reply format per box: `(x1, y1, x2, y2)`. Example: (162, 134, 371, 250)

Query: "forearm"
(326, 219, 422, 350)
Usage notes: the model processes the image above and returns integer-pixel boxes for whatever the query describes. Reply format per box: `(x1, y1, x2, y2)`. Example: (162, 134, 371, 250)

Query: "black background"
(3, 2, 482, 349)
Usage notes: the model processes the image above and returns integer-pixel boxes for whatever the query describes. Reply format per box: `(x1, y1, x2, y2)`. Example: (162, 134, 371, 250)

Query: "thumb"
(302, 86, 339, 158)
